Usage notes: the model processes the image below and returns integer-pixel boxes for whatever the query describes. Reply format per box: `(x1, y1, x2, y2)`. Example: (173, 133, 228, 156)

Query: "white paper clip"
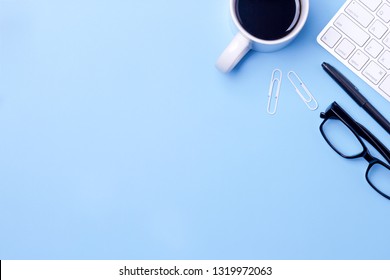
(267, 69, 282, 115)
(287, 71, 318, 111)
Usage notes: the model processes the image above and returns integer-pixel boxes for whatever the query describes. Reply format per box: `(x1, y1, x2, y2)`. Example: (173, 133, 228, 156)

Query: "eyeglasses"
(320, 102, 390, 200)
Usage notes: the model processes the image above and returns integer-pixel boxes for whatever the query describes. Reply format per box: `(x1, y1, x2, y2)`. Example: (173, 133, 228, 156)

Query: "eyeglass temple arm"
(357, 122, 390, 164)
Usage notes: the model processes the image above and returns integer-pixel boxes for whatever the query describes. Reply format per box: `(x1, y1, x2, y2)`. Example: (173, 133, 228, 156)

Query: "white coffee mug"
(216, 0, 309, 73)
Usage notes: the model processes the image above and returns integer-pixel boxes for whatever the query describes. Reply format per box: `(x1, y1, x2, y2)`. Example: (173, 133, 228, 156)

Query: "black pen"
(322, 62, 390, 135)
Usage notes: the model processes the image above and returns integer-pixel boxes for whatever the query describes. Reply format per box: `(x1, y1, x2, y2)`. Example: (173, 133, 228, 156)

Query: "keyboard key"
(383, 33, 390, 48)
(363, 61, 386, 84)
(379, 51, 390, 69)
(346, 1, 374, 27)
(365, 39, 384, 57)
(377, 4, 390, 22)
(369, 20, 388, 38)
(359, 0, 382, 11)
(321, 27, 342, 48)
(379, 75, 390, 97)
(349, 50, 369, 70)
(336, 39, 356, 59)
(334, 14, 370, 46)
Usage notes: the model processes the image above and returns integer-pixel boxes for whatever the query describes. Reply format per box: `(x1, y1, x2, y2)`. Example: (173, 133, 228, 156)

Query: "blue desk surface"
(1, 0, 389, 259)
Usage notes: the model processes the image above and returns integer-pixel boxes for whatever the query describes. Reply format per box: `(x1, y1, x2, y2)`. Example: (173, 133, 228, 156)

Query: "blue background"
(1, 0, 389, 259)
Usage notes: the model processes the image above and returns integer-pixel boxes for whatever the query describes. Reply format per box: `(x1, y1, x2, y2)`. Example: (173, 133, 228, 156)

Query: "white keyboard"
(317, 0, 390, 102)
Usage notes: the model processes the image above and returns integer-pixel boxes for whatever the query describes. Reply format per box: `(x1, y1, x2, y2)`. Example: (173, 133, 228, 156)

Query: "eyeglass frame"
(319, 101, 390, 200)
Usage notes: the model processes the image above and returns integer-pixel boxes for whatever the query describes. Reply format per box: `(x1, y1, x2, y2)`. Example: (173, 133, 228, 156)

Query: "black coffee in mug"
(236, 0, 301, 41)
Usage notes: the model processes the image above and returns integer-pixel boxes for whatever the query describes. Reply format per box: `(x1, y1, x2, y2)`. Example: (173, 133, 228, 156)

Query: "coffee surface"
(236, 0, 300, 40)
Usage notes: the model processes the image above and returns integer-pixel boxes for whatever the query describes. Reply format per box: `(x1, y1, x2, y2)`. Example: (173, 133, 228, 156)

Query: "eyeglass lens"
(367, 162, 390, 197)
(321, 118, 364, 158)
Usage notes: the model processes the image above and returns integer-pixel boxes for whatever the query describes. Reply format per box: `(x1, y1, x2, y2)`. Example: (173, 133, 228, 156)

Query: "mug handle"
(216, 33, 251, 73)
